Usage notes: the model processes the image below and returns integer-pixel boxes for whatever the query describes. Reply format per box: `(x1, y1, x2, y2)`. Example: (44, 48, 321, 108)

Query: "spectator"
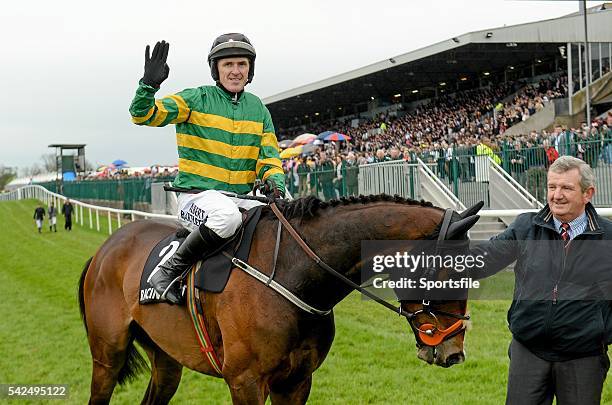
(48, 202, 57, 232)
(62, 199, 74, 231)
(509, 142, 527, 186)
(317, 152, 335, 200)
(296, 157, 310, 197)
(33, 205, 45, 233)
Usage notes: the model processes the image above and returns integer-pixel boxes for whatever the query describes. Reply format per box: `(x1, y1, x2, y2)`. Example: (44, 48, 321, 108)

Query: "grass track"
(0, 199, 610, 404)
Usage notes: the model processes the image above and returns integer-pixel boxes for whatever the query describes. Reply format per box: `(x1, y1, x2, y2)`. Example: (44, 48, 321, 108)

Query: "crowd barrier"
(0, 185, 174, 235)
(37, 176, 175, 210)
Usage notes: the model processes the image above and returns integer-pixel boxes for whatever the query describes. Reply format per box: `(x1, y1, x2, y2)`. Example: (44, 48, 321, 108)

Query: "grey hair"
(549, 156, 595, 191)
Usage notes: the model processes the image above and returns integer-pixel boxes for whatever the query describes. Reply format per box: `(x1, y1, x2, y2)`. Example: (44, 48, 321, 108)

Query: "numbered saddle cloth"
(139, 205, 263, 304)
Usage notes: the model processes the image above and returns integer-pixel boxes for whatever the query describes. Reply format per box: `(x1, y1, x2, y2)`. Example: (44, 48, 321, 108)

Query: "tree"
(40, 153, 57, 173)
(0, 166, 17, 191)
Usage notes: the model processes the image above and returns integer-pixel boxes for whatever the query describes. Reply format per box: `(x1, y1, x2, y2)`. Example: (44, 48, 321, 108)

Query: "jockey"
(129, 33, 285, 304)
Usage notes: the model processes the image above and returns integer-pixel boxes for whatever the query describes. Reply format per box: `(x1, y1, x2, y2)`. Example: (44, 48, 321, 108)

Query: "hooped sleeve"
(129, 82, 193, 127)
(256, 107, 285, 195)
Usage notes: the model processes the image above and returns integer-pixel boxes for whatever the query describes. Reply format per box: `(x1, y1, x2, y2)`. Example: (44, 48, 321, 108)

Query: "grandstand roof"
(265, 5, 612, 133)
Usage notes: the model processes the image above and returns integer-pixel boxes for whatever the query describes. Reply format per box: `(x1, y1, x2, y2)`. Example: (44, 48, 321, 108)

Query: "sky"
(0, 0, 596, 173)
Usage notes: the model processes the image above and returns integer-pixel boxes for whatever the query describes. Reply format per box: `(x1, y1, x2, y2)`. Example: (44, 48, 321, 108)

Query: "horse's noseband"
(404, 300, 470, 348)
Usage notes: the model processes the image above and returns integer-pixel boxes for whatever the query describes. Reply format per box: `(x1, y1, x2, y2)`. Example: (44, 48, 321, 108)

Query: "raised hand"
(142, 40, 170, 88)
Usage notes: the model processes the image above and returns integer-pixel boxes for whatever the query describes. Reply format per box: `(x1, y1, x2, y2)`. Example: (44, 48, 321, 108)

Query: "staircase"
(469, 217, 507, 241)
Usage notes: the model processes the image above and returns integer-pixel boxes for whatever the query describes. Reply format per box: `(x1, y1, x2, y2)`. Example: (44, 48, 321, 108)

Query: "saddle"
(139, 205, 263, 304)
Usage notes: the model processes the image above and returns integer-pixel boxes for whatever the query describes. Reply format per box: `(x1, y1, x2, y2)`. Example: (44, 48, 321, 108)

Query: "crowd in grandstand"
(77, 165, 178, 181)
(281, 71, 612, 199)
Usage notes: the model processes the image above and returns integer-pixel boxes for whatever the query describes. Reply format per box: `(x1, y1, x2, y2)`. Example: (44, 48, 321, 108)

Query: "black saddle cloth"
(139, 206, 263, 304)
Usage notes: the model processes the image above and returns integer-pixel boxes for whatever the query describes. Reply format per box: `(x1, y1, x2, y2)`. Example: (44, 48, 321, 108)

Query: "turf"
(0, 199, 610, 404)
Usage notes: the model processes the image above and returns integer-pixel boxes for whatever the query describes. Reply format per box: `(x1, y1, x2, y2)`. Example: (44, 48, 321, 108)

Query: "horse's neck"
(275, 203, 428, 311)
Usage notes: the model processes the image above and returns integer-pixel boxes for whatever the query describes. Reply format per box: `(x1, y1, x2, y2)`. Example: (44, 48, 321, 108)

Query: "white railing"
(476, 208, 612, 221)
(488, 157, 544, 209)
(0, 185, 174, 235)
(358, 160, 420, 199)
(3, 185, 612, 236)
(417, 158, 466, 211)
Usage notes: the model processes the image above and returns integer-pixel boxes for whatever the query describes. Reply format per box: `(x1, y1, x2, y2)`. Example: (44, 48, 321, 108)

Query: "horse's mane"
(264, 194, 439, 223)
(175, 194, 444, 239)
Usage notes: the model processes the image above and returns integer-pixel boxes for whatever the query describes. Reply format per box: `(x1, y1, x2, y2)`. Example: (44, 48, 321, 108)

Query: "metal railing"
(37, 176, 175, 210)
(417, 158, 466, 210)
(488, 157, 544, 210)
(1, 185, 174, 235)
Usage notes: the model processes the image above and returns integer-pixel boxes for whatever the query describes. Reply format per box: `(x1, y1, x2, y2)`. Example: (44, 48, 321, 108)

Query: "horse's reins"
(268, 202, 470, 347)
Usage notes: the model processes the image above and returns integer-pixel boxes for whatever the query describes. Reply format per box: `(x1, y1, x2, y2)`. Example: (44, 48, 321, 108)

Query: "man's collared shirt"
(553, 212, 588, 240)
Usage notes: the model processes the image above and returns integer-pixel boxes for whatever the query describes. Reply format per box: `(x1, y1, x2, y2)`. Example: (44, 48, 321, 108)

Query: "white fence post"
(2, 185, 174, 235)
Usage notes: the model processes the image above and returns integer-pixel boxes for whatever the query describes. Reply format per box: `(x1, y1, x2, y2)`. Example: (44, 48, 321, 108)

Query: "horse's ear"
(459, 201, 484, 219)
(446, 215, 480, 239)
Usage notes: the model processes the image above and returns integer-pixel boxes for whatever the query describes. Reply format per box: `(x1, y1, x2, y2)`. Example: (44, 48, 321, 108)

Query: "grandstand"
(267, 5, 612, 223)
(265, 4, 612, 133)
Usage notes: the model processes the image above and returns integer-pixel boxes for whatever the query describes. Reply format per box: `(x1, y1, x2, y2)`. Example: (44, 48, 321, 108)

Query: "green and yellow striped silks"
(129, 82, 285, 194)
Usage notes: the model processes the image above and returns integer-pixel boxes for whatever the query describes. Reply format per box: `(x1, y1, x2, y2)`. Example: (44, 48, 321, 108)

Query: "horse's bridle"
(403, 208, 471, 348)
(269, 203, 470, 348)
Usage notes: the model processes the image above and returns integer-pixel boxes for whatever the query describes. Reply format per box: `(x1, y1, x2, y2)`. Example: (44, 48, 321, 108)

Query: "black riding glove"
(142, 40, 170, 88)
(263, 179, 281, 200)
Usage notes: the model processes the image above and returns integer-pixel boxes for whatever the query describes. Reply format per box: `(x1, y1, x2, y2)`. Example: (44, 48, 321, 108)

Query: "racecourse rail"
(0, 185, 174, 234)
(2, 185, 612, 235)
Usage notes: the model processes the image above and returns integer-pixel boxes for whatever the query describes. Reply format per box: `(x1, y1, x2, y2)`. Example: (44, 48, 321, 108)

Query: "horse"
(78, 194, 481, 404)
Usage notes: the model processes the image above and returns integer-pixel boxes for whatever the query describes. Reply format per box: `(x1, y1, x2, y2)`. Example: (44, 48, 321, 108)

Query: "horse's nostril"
(445, 352, 465, 366)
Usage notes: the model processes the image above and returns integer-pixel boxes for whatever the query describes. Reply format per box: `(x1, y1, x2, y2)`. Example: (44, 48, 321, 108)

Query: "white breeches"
(177, 189, 265, 238)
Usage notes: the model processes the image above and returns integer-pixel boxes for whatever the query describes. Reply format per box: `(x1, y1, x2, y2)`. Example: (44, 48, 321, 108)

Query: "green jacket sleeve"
(256, 107, 285, 195)
(129, 82, 193, 127)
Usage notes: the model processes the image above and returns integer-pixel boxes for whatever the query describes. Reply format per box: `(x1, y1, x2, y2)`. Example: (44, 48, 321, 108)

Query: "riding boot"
(148, 225, 227, 304)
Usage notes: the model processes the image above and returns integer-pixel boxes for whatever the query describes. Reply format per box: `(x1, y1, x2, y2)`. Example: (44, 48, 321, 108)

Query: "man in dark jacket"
(471, 156, 611, 405)
(33, 205, 45, 233)
(62, 199, 74, 231)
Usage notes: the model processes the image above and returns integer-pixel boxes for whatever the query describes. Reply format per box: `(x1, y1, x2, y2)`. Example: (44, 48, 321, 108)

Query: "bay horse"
(78, 195, 481, 404)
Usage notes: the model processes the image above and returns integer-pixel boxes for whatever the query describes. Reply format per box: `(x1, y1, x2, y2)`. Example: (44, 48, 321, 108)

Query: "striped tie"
(560, 223, 570, 249)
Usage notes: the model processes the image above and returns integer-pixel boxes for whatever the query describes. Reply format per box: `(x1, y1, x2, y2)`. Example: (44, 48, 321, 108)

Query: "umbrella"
(324, 132, 351, 142)
(313, 139, 324, 145)
(97, 165, 108, 172)
(291, 133, 317, 146)
(112, 159, 127, 167)
(301, 143, 318, 156)
(317, 131, 335, 140)
(280, 146, 302, 159)
(278, 139, 293, 149)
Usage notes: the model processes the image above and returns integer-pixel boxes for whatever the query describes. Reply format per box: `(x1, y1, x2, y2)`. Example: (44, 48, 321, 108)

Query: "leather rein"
(268, 202, 470, 348)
